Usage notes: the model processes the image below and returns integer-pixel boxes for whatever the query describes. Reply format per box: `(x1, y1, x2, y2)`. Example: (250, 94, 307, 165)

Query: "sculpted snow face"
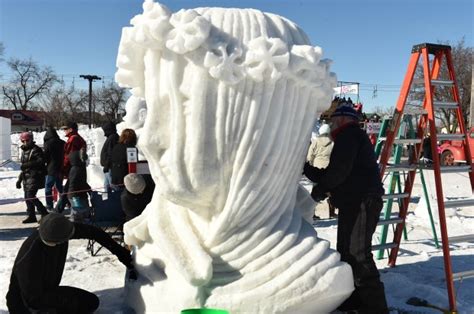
(116, 1, 353, 312)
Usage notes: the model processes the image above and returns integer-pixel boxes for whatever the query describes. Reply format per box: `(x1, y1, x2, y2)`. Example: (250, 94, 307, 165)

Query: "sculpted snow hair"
(116, 1, 353, 312)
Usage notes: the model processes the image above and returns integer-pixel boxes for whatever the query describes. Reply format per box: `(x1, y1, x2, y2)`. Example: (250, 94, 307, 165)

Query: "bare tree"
(372, 105, 394, 119)
(95, 82, 127, 123)
(42, 82, 88, 127)
(412, 39, 472, 132)
(0, 42, 4, 63)
(0, 42, 5, 80)
(1, 58, 58, 110)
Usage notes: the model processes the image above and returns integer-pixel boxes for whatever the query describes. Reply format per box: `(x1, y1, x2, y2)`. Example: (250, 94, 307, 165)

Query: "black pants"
(7, 286, 99, 314)
(56, 180, 70, 213)
(336, 196, 389, 314)
(24, 189, 47, 216)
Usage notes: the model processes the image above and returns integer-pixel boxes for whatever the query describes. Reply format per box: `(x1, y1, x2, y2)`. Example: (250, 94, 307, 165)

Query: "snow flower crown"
(116, 0, 335, 97)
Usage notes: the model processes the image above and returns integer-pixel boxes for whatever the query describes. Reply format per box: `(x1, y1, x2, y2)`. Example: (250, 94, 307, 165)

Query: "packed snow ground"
(1, 128, 473, 313)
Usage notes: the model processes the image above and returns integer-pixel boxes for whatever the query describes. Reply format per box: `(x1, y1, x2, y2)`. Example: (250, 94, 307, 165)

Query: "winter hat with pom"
(39, 213, 75, 244)
(330, 104, 359, 120)
(20, 132, 33, 142)
(124, 173, 146, 195)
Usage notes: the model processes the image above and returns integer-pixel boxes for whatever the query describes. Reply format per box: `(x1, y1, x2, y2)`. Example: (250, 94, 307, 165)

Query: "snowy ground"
(1, 128, 473, 313)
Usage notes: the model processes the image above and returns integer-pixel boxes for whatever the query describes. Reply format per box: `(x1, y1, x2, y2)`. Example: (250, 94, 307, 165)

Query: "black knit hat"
(39, 213, 75, 244)
(330, 104, 359, 119)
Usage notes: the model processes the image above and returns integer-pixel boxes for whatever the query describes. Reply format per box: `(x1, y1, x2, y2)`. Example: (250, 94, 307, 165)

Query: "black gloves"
(16, 180, 21, 189)
(128, 268, 138, 281)
(303, 162, 324, 182)
(20, 163, 28, 171)
(103, 168, 109, 173)
(311, 186, 327, 202)
(116, 247, 133, 269)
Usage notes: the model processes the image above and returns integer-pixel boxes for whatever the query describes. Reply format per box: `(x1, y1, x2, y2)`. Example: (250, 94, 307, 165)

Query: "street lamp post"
(79, 75, 101, 129)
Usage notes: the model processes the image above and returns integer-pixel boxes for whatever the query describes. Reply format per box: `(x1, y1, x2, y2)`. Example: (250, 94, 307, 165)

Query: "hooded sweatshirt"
(100, 122, 119, 172)
(43, 127, 65, 176)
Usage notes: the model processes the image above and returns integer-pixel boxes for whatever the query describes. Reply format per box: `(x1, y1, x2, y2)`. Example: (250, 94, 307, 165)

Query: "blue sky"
(0, 0, 472, 111)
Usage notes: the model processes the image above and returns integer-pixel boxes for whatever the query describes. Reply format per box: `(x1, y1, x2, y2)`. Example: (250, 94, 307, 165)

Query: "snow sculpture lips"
(116, 1, 353, 313)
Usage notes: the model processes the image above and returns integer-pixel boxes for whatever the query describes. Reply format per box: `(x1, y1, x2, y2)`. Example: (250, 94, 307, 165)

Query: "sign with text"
(366, 122, 381, 134)
(127, 147, 138, 163)
(333, 84, 359, 95)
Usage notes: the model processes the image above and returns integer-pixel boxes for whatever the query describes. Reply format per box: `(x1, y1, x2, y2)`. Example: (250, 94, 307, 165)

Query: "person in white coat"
(307, 123, 337, 218)
(307, 123, 333, 168)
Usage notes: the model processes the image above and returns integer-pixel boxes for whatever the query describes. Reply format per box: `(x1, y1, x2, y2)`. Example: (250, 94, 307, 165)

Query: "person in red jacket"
(62, 121, 87, 176)
(55, 121, 87, 213)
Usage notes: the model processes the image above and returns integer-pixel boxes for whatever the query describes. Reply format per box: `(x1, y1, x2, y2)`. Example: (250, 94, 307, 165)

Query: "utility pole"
(79, 75, 101, 129)
(470, 58, 474, 127)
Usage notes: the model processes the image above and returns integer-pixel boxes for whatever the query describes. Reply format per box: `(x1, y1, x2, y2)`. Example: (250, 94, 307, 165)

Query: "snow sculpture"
(0, 117, 11, 161)
(116, 1, 354, 312)
(121, 95, 147, 132)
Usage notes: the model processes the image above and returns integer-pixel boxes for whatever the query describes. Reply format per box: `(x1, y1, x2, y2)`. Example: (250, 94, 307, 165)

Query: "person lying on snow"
(6, 213, 136, 314)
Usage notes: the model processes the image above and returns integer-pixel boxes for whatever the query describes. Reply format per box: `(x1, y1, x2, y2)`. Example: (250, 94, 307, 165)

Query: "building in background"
(0, 117, 11, 162)
(0, 110, 45, 133)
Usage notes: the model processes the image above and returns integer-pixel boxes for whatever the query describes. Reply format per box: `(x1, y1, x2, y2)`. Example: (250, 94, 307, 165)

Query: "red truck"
(438, 127, 474, 166)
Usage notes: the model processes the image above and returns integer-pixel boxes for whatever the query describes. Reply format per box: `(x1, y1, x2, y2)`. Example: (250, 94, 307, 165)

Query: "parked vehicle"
(438, 127, 474, 166)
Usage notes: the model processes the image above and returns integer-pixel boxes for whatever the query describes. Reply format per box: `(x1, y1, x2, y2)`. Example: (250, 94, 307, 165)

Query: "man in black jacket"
(101, 122, 119, 191)
(6, 213, 134, 313)
(43, 126, 65, 211)
(304, 105, 388, 313)
(16, 132, 49, 224)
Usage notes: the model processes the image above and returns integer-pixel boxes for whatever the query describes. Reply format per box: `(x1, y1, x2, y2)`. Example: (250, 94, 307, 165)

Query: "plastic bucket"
(181, 309, 229, 314)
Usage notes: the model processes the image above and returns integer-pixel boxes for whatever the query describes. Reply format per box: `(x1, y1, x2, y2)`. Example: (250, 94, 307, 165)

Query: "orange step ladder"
(377, 43, 474, 312)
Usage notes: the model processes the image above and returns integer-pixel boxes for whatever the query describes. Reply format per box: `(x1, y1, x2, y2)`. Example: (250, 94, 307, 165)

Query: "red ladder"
(377, 43, 474, 312)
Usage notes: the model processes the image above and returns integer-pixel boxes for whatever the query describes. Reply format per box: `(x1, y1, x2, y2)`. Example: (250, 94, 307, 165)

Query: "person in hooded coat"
(43, 126, 65, 211)
(6, 213, 134, 314)
(16, 132, 49, 224)
(100, 121, 119, 191)
(67, 150, 91, 222)
(307, 123, 333, 169)
(306, 123, 337, 218)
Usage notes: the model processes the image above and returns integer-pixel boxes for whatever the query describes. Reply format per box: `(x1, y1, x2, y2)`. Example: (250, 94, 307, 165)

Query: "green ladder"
(373, 115, 439, 259)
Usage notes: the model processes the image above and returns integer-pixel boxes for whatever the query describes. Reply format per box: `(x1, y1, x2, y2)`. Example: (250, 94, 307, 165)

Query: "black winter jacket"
(304, 122, 384, 208)
(43, 127, 65, 176)
(18, 143, 46, 191)
(67, 150, 90, 198)
(6, 223, 132, 313)
(100, 122, 119, 172)
(110, 143, 135, 185)
(121, 174, 155, 221)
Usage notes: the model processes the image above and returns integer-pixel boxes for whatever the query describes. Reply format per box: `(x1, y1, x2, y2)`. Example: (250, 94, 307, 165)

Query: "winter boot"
(38, 206, 49, 218)
(22, 215, 37, 224)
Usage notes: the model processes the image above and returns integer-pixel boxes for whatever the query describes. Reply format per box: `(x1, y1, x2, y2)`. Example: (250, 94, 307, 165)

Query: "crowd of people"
(8, 120, 156, 313)
(15, 120, 153, 224)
